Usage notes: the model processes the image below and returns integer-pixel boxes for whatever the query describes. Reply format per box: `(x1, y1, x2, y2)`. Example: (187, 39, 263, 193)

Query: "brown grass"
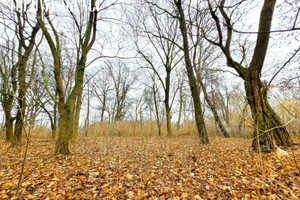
(0, 118, 298, 143)
(81, 120, 198, 138)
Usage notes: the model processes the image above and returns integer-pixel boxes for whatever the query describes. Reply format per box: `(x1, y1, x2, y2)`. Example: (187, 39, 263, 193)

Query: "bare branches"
(293, 7, 300, 29)
(268, 46, 300, 86)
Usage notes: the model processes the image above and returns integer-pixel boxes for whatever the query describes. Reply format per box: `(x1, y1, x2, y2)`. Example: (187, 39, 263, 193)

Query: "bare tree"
(107, 60, 136, 122)
(91, 69, 113, 122)
(202, 0, 295, 150)
(184, 2, 230, 138)
(174, 0, 209, 143)
(0, 38, 17, 142)
(0, 1, 40, 146)
(133, 2, 182, 136)
(145, 72, 164, 136)
(37, 0, 99, 154)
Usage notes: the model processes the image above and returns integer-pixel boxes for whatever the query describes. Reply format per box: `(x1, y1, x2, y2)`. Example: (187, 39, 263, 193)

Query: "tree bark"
(5, 114, 14, 142)
(175, 0, 209, 143)
(12, 62, 27, 147)
(153, 84, 162, 136)
(165, 71, 172, 136)
(73, 85, 83, 137)
(55, 109, 72, 155)
(245, 0, 293, 151)
(84, 85, 90, 137)
(55, 61, 85, 154)
(176, 81, 183, 130)
(245, 75, 293, 151)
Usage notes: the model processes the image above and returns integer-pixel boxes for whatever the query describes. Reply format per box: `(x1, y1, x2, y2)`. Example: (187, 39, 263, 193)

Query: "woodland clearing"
(0, 136, 299, 199)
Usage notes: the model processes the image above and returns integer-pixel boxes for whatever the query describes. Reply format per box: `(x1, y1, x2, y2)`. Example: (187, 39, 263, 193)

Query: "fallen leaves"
(0, 137, 299, 199)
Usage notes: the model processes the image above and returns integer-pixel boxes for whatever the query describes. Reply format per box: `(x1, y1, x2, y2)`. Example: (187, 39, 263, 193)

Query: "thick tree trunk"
(205, 0, 293, 150)
(55, 109, 73, 155)
(55, 66, 84, 154)
(166, 109, 172, 136)
(245, 75, 293, 151)
(245, 0, 292, 151)
(5, 114, 14, 142)
(12, 62, 27, 147)
(12, 110, 24, 147)
(2, 88, 15, 142)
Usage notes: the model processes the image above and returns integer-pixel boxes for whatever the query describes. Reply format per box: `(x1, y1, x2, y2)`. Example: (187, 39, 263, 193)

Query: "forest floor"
(0, 136, 299, 199)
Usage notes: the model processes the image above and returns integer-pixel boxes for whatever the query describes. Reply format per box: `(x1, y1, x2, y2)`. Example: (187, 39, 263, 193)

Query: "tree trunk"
(165, 72, 172, 136)
(199, 77, 230, 137)
(245, 0, 292, 151)
(100, 98, 106, 122)
(245, 74, 293, 151)
(166, 109, 172, 136)
(55, 63, 85, 154)
(205, 0, 294, 150)
(177, 83, 183, 130)
(12, 62, 27, 147)
(55, 110, 72, 155)
(153, 85, 161, 136)
(1, 58, 17, 142)
(37, 0, 97, 155)
(2, 89, 15, 142)
(139, 111, 143, 130)
(175, 0, 209, 143)
(12, 108, 25, 147)
(5, 115, 14, 142)
(84, 86, 90, 137)
(238, 102, 248, 133)
(53, 100, 57, 138)
(73, 85, 83, 138)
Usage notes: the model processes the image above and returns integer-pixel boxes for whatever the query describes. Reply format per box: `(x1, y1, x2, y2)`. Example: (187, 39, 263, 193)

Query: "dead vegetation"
(1, 136, 299, 199)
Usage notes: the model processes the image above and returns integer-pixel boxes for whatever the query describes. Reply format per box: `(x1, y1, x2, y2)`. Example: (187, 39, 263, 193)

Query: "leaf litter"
(0, 136, 299, 199)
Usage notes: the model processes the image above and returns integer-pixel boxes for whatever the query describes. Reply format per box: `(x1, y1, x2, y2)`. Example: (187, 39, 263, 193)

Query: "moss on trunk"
(245, 76, 293, 152)
(54, 110, 73, 155)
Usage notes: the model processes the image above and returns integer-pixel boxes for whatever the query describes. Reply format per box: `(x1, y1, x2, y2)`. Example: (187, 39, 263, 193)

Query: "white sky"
(0, 0, 299, 126)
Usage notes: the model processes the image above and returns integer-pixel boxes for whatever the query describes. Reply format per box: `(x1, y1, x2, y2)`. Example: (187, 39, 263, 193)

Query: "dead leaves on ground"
(0, 137, 299, 199)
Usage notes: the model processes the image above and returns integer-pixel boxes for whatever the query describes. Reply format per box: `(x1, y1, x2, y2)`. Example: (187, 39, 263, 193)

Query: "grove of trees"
(0, 0, 299, 155)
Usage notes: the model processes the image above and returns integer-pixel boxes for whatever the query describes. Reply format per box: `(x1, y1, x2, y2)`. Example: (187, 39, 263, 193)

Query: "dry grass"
(84, 120, 198, 138)
(0, 118, 298, 143)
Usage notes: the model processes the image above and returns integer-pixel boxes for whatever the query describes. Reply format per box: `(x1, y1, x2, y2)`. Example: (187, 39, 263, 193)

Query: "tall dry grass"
(1, 115, 297, 142)
(80, 120, 198, 138)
